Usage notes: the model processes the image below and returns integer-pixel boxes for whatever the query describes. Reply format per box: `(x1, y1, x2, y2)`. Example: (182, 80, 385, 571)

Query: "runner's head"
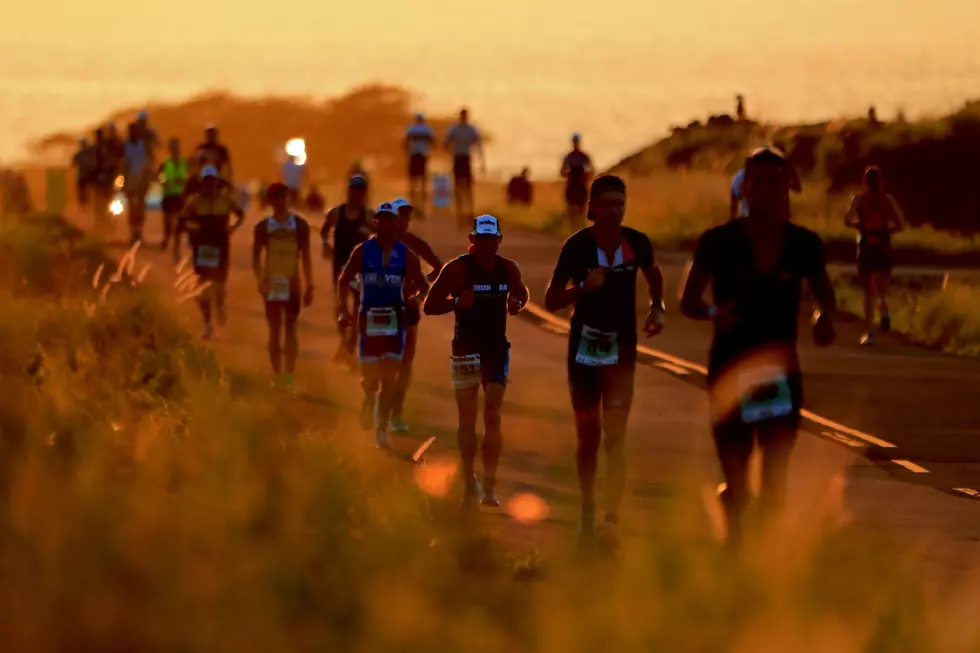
(374, 202, 399, 240)
(587, 175, 627, 228)
(127, 122, 139, 141)
(266, 182, 289, 213)
(137, 110, 148, 124)
(205, 125, 218, 144)
(743, 146, 791, 222)
(168, 138, 180, 157)
(572, 132, 581, 148)
(521, 167, 530, 179)
(347, 175, 368, 206)
(94, 128, 104, 142)
(415, 113, 425, 125)
(392, 198, 414, 233)
(863, 165, 884, 194)
(200, 164, 220, 194)
(459, 108, 469, 124)
(469, 214, 502, 257)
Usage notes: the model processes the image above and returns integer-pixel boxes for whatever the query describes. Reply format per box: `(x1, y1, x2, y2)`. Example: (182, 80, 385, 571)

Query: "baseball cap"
(572, 132, 581, 141)
(138, 110, 148, 121)
(471, 214, 502, 237)
(349, 175, 368, 188)
(376, 202, 398, 218)
(391, 198, 412, 211)
(200, 165, 219, 179)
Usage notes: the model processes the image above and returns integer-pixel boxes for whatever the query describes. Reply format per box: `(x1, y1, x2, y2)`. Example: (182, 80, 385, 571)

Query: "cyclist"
(252, 182, 315, 388)
(845, 165, 904, 345)
(425, 215, 528, 509)
(681, 147, 837, 552)
(337, 202, 430, 449)
(544, 175, 665, 551)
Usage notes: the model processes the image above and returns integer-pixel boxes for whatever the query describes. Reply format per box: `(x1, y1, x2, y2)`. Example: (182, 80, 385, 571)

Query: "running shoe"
(481, 485, 501, 508)
(390, 414, 410, 433)
(375, 425, 390, 450)
(462, 476, 482, 510)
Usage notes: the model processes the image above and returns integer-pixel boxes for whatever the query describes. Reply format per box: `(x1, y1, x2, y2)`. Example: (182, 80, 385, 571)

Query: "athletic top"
(325, 204, 371, 270)
(405, 123, 436, 157)
(123, 139, 149, 179)
(446, 123, 481, 157)
(550, 226, 655, 366)
(562, 150, 593, 189)
(254, 214, 311, 300)
(195, 142, 231, 175)
(180, 191, 243, 279)
(692, 220, 826, 379)
(281, 159, 304, 190)
(452, 254, 510, 356)
(731, 169, 749, 218)
(161, 157, 189, 197)
(849, 192, 900, 247)
(359, 238, 408, 311)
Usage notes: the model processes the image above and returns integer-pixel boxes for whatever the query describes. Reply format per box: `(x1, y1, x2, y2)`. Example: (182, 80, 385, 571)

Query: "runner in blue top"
(338, 202, 430, 449)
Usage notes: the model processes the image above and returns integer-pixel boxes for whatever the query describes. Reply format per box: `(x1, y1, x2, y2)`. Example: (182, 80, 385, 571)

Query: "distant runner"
(404, 113, 436, 209)
(252, 182, 315, 389)
(388, 197, 444, 432)
(72, 138, 94, 206)
(322, 175, 375, 366)
(281, 152, 304, 207)
(681, 147, 837, 552)
(845, 165, 904, 346)
(731, 149, 801, 221)
(544, 175, 665, 551)
(158, 138, 188, 250)
(136, 110, 160, 156)
(337, 202, 430, 449)
(195, 125, 233, 181)
(444, 108, 486, 229)
(506, 168, 533, 207)
(122, 122, 153, 244)
(424, 215, 529, 509)
(175, 165, 245, 339)
(89, 129, 116, 229)
(561, 133, 593, 229)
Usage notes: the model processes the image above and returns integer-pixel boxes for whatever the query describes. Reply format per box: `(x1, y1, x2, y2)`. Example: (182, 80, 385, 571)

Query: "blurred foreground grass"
(1, 213, 979, 651)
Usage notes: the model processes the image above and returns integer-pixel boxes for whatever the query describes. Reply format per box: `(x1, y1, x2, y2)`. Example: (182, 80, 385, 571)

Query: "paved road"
(76, 205, 980, 583)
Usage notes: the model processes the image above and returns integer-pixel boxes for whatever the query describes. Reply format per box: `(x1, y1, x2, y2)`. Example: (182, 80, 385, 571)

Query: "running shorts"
(451, 344, 511, 389)
(857, 244, 892, 276)
(709, 371, 803, 456)
(162, 195, 184, 214)
(565, 183, 588, 207)
(453, 155, 472, 185)
(265, 295, 301, 324)
(409, 154, 427, 179)
(358, 308, 406, 362)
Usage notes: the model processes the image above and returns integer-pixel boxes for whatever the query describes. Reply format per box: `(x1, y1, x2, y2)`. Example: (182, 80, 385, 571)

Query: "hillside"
(608, 101, 980, 232)
(30, 85, 472, 185)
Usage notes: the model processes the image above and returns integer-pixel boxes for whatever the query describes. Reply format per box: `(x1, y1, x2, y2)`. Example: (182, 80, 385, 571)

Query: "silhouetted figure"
(868, 106, 880, 127)
(736, 95, 746, 121)
(305, 185, 326, 213)
(506, 168, 533, 207)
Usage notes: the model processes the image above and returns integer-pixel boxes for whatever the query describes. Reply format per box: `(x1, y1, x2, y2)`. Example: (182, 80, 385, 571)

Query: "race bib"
(738, 366, 794, 424)
(366, 307, 399, 337)
(196, 245, 222, 269)
(575, 326, 619, 366)
(450, 354, 482, 390)
(267, 275, 291, 301)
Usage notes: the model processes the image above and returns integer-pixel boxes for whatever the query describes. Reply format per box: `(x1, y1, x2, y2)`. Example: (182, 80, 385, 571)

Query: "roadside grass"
(1, 213, 979, 651)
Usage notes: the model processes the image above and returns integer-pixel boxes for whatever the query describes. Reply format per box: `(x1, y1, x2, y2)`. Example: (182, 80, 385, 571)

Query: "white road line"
(655, 362, 690, 375)
(892, 459, 930, 474)
(953, 488, 980, 498)
(524, 300, 898, 450)
(822, 430, 863, 448)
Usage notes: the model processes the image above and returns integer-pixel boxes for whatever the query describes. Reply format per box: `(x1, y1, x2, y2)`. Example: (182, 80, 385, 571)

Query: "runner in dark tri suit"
(388, 198, 444, 433)
(338, 202, 430, 449)
(561, 133, 593, 230)
(252, 183, 315, 389)
(545, 175, 665, 551)
(322, 175, 375, 365)
(681, 147, 837, 552)
(844, 165, 904, 346)
(425, 215, 529, 509)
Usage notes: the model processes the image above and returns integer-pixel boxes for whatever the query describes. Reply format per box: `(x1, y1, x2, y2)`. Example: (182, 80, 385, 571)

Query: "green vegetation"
(2, 213, 978, 651)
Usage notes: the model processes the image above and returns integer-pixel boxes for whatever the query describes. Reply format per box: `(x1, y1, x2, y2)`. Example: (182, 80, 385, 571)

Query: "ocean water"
(3, 0, 980, 177)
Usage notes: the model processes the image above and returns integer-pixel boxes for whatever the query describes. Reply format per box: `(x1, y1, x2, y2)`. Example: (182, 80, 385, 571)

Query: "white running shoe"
(390, 414, 410, 433)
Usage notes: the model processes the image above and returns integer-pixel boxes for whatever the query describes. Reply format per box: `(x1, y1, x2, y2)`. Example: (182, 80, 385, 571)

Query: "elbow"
(422, 300, 435, 316)
(543, 289, 560, 314)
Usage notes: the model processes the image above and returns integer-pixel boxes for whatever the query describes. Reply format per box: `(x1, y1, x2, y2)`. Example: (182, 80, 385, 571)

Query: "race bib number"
(366, 307, 399, 337)
(738, 366, 794, 424)
(196, 245, 221, 269)
(450, 354, 482, 390)
(267, 275, 291, 301)
(575, 326, 619, 366)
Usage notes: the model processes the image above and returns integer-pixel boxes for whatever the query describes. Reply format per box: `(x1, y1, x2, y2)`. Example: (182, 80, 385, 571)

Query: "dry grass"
(2, 213, 980, 651)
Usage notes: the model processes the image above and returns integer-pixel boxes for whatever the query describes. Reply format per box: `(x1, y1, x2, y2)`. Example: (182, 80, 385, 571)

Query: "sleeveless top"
(333, 204, 369, 268)
(359, 239, 408, 311)
(452, 254, 510, 355)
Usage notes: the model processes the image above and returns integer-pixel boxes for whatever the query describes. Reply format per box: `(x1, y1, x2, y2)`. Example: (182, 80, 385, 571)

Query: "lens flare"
(109, 199, 124, 216)
(285, 138, 307, 165)
(505, 492, 551, 524)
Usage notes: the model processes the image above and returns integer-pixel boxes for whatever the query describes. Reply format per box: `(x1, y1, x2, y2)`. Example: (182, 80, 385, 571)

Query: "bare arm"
(544, 246, 584, 313)
(679, 261, 714, 321)
(506, 259, 530, 310)
(642, 261, 666, 311)
(252, 224, 265, 284)
(844, 195, 861, 228)
(337, 245, 364, 319)
(299, 222, 314, 290)
(320, 208, 337, 257)
(887, 194, 905, 233)
(560, 155, 570, 179)
(229, 197, 246, 231)
(423, 260, 464, 316)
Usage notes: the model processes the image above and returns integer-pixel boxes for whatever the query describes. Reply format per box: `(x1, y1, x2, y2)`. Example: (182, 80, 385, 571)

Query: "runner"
(388, 197, 445, 432)
(175, 165, 246, 339)
(195, 125, 233, 181)
(89, 129, 115, 229)
(424, 215, 529, 508)
(281, 152, 304, 207)
(158, 138, 188, 250)
(680, 147, 837, 552)
(136, 110, 160, 157)
(561, 133, 593, 230)
(544, 175, 665, 550)
(321, 175, 375, 366)
(845, 165, 904, 345)
(252, 182, 315, 389)
(337, 202, 430, 449)
(404, 113, 436, 209)
(122, 122, 153, 244)
(444, 108, 485, 229)
(72, 138, 94, 206)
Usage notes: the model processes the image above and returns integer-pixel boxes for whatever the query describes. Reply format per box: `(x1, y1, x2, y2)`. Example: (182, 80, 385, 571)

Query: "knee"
(483, 407, 502, 433)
